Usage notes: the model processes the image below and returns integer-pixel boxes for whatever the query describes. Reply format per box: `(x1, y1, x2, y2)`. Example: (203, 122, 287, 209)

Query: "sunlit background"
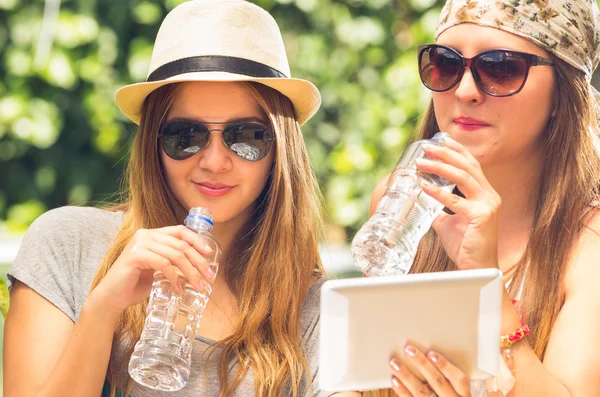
(1, 0, 600, 390)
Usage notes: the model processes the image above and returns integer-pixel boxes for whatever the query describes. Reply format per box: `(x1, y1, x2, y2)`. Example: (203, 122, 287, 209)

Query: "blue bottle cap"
(185, 214, 213, 226)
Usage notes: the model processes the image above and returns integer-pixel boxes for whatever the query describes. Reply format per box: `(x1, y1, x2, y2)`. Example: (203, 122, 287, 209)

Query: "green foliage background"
(0, 0, 599, 242)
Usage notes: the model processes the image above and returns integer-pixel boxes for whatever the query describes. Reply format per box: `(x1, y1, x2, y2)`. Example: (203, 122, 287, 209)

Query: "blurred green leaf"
(164, 0, 188, 11)
(68, 184, 92, 204)
(0, 95, 26, 123)
(128, 37, 154, 81)
(133, 2, 163, 25)
(9, 7, 42, 48)
(0, 0, 16, 10)
(295, 0, 318, 12)
(35, 166, 57, 194)
(6, 47, 32, 76)
(0, 277, 9, 319)
(56, 12, 100, 48)
(41, 49, 77, 88)
(335, 17, 385, 49)
(11, 98, 62, 149)
(6, 200, 46, 233)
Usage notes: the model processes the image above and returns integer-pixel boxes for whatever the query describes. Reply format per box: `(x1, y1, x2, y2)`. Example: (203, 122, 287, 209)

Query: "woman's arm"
(455, 212, 600, 397)
(384, 139, 600, 396)
(4, 281, 121, 397)
(4, 225, 216, 397)
(526, 211, 600, 396)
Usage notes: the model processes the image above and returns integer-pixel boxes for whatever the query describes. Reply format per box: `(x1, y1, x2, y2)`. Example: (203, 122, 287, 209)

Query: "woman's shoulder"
(26, 205, 124, 243)
(564, 208, 600, 294)
(299, 276, 327, 330)
(7, 206, 124, 321)
(303, 276, 327, 309)
(18, 205, 123, 246)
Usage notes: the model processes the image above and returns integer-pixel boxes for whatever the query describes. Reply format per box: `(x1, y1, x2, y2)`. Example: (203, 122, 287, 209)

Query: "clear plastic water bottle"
(351, 132, 455, 277)
(128, 207, 221, 391)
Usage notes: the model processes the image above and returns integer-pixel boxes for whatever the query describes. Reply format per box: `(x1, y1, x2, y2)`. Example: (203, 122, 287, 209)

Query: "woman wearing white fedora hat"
(5, 1, 332, 396)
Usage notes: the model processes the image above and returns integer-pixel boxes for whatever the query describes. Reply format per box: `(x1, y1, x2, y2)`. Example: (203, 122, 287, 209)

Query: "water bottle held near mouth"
(128, 207, 222, 391)
(351, 132, 456, 277)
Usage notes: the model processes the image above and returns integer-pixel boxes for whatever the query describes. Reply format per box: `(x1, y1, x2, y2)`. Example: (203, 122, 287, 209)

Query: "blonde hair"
(365, 56, 600, 397)
(91, 82, 325, 397)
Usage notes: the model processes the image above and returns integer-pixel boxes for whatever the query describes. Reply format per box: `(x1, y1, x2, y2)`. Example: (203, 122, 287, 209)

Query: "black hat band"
(147, 55, 288, 82)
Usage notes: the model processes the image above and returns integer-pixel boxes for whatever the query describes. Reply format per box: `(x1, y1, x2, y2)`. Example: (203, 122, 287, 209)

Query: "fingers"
(128, 227, 217, 293)
(159, 225, 215, 257)
(417, 140, 501, 219)
(442, 187, 466, 215)
(426, 351, 470, 396)
(153, 232, 216, 281)
(430, 136, 479, 171)
(389, 356, 432, 397)
(416, 158, 479, 199)
(421, 140, 492, 191)
(147, 236, 211, 292)
(389, 346, 470, 397)
(141, 250, 185, 294)
(421, 179, 468, 216)
(390, 372, 414, 396)
(399, 344, 459, 397)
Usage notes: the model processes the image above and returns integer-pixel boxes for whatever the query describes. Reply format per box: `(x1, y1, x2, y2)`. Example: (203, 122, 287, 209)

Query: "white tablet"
(319, 268, 503, 392)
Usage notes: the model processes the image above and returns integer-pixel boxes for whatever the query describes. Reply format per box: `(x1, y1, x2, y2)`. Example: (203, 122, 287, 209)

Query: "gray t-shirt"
(7, 206, 329, 397)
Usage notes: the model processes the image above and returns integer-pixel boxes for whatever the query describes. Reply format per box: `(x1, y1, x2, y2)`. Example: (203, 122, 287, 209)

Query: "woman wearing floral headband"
(359, 0, 600, 396)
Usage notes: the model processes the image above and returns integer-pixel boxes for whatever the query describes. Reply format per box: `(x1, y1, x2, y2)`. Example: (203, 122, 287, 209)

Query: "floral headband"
(435, 0, 600, 80)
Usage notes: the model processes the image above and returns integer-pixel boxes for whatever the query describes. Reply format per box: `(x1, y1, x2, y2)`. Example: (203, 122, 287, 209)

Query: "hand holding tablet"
(319, 268, 503, 392)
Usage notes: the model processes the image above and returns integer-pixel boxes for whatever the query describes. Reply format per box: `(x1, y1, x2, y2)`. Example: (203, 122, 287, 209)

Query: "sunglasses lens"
(223, 123, 273, 161)
(161, 122, 209, 160)
(420, 46, 463, 91)
(474, 52, 528, 95)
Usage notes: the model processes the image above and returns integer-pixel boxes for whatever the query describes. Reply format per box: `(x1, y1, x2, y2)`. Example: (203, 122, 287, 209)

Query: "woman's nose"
(195, 131, 234, 173)
(454, 67, 485, 104)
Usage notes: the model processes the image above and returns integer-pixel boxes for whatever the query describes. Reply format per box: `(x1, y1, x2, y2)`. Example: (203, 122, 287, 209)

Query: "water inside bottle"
(128, 273, 211, 391)
(352, 170, 454, 277)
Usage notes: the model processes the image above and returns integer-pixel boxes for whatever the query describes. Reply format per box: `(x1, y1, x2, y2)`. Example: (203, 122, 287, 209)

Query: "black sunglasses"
(158, 120, 275, 162)
(418, 44, 554, 97)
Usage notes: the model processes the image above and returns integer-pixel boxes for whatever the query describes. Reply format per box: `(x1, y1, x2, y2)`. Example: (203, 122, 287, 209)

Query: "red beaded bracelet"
(500, 325, 531, 349)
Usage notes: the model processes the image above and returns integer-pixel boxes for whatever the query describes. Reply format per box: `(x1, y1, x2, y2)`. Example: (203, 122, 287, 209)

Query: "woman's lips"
(194, 183, 234, 197)
(453, 117, 490, 131)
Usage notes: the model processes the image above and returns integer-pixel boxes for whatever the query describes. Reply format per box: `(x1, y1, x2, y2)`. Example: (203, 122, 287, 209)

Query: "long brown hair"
(91, 82, 325, 397)
(365, 56, 600, 396)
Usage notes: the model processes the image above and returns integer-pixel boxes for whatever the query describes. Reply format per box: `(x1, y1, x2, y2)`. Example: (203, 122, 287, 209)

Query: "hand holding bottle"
(352, 132, 456, 276)
(416, 137, 501, 270)
(93, 224, 217, 316)
(128, 207, 222, 391)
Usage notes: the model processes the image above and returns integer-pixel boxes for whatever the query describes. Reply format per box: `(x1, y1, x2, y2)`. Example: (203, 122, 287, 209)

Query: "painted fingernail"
(389, 358, 401, 371)
(392, 376, 401, 388)
(193, 279, 206, 292)
(205, 266, 216, 280)
(175, 282, 184, 295)
(428, 351, 439, 363)
(405, 345, 417, 357)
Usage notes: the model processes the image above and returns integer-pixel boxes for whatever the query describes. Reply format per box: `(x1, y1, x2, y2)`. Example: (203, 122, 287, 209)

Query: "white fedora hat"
(115, 0, 321, 126)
